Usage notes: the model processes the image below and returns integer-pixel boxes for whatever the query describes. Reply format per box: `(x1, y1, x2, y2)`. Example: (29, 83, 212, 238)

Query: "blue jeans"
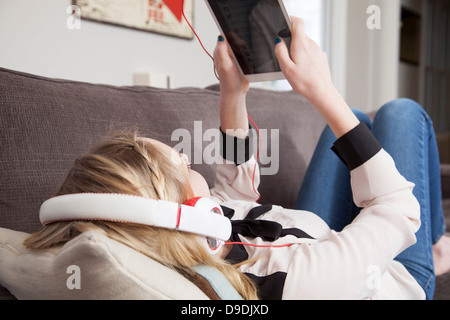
(295, 99, 446, 300)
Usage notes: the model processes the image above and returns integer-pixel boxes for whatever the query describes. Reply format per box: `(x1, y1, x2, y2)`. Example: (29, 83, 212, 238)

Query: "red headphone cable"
(225, 242, 297, 248)
(181, 0, 218, 80)
(247, 115, 262, 202)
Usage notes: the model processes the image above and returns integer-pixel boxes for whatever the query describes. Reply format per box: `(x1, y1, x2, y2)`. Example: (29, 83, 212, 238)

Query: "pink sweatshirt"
(209, 123, 424, 300)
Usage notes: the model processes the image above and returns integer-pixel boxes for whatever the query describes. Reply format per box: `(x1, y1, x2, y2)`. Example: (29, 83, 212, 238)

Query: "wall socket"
(133, 72, 173, 89)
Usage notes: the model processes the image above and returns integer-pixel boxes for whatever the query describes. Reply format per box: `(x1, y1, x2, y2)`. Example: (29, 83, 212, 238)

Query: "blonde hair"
(24, 131, 259, 300)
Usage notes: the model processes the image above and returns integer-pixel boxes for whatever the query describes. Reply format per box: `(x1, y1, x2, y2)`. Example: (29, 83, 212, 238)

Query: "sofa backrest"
(0, 67, 325, 234)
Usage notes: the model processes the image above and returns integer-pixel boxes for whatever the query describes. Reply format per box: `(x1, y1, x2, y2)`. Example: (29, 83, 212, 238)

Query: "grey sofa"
(1, 67, 449, 299)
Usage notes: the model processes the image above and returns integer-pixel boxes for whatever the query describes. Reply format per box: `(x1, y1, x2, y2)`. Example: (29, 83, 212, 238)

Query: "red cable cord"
(225, 242, 296, 248)
(181, 0, 219, 80)
(247, 114, 262, 202)
(181, 0, 214, 61)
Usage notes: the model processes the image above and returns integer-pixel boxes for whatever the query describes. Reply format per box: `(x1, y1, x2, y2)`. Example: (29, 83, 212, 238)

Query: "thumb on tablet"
(274, 37, 295, 78)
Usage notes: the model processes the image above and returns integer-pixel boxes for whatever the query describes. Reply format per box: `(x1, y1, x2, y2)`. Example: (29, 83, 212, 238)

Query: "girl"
(25, 17, 449, 300)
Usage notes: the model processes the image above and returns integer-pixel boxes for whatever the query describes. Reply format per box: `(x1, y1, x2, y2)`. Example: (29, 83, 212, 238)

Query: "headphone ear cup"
(183, 197, 225, 255)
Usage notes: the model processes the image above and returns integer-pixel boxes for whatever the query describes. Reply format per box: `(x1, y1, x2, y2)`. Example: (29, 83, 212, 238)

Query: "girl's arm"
(274, 17, 360, 139)
(214, 36, 250, 139)
(209, 36, 261, 204)
(272, 17, 422, 299)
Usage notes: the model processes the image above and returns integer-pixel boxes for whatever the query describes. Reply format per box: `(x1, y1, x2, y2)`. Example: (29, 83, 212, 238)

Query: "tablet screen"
(207, 0, 292, 76)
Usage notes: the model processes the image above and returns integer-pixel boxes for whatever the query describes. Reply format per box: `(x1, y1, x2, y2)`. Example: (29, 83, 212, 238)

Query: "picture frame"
(72, 0, 194, 39)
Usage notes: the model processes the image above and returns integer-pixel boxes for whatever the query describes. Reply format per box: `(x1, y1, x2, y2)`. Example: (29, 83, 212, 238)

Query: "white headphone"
(39, 193, 232, 255)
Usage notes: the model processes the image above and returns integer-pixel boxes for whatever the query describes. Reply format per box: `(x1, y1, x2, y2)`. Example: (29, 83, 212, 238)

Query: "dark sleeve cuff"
(331, 122, 382, 171)
(220, 126, 255, 166)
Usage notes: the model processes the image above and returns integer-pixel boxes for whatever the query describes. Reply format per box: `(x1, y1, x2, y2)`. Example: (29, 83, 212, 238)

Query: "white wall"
(0, 0, 220, 88)
(329, 0, 348, 100)
(326, 0, 403, 112)
(345, 0, 401, 112)
(0, 0, 413, 113)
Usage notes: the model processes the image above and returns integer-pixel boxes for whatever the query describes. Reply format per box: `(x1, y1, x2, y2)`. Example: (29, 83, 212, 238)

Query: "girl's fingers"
(274, 38, 295, 75)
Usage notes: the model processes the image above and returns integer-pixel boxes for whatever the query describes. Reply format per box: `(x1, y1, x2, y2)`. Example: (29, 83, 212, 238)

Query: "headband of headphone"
(39, 193, 231, 255)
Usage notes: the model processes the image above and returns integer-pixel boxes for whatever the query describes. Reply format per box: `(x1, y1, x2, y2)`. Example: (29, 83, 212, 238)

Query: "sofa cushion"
(0, 67, 325, 234)
(0, 227, 211, 300)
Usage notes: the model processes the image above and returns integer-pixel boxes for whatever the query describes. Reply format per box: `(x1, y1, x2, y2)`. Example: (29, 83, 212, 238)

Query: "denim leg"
(295, 109, 372, 231)
(371, 98, 444, 300)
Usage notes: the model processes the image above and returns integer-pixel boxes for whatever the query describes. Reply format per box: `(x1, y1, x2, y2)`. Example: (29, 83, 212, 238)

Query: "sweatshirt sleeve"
(283, 122, 422, 299)
(209, 127, 261, 203)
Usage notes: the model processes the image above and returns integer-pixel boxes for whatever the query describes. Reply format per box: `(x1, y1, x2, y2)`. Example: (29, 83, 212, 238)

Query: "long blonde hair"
(24, 131, 259, 300)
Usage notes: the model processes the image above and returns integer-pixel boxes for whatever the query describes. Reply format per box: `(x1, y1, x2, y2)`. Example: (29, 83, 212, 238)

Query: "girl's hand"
(275, 16, 359, 138)
(274, 17, 334, 105)
(213, 35, 250, 97)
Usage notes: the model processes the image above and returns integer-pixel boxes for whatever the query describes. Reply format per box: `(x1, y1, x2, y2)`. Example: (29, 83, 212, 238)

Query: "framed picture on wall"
(72, 0, 194, 39)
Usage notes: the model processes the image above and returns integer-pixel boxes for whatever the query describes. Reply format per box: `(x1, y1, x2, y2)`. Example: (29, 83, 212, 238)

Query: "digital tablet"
(205, 0, 292, 82)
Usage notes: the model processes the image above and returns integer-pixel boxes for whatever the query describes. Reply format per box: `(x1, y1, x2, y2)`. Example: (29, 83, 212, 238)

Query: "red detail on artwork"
(162, 0, 184, 23)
